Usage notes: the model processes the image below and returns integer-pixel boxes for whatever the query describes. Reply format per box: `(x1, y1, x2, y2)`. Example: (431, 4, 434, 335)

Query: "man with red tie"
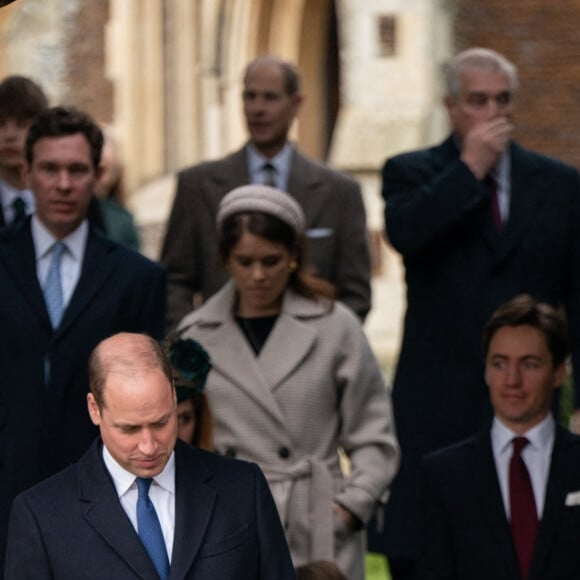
(380, 47, 580, 579)
(419, 295, 580, 580)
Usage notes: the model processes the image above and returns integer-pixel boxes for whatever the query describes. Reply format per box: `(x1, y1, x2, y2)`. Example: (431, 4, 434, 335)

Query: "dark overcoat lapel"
(470, 431, 520, 578)
(79, 443, 161, 579)
(79, 441, 221, 580)
(530, 427, 580, 580)
(169, 443, 217, 579)
(0, 220, 51, 328)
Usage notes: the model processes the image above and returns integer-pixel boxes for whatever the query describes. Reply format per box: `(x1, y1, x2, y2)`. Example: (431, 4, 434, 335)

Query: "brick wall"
(455, 1, 580, 168)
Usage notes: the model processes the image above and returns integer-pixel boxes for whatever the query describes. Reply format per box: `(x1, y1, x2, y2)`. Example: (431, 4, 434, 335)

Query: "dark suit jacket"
(160, 143, 371, 329)
(0, 219, 166, 567)
(4, 439, 296, 580)
(379, 136, 580, 557)
(419, 425, 580, 580)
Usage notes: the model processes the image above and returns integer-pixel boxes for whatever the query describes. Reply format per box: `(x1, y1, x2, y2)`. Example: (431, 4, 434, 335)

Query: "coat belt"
(262, 456, 339, 562)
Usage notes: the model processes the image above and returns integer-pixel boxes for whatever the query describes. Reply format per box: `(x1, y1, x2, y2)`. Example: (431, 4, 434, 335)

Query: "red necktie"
(486, 174, 503, 233)
(509, 437, 538, 579)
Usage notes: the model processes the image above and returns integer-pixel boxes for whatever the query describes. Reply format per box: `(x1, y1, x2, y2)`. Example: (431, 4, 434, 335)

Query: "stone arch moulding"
(216, 0, 337, 161)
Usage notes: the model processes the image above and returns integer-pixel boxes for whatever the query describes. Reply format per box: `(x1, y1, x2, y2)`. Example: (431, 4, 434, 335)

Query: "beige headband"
(216, 184, 306, 235)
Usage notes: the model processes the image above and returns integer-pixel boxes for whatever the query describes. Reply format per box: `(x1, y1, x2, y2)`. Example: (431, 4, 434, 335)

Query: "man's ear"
(291, 93, 303, 116)
(553, 360, 569, 390)
(87, 393, 102, 426)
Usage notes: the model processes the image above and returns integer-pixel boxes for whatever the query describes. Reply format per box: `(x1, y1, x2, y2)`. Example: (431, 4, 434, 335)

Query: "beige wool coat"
(177, 282, 399, 579)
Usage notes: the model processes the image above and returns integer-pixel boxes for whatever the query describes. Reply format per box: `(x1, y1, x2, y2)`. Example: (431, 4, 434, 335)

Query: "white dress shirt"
(246, 141, 293, 191)
(491, 414, 555, 519)
(0, 178, 35, 224)
(103, 446, 176, 561)
(31, 216, 88, 308)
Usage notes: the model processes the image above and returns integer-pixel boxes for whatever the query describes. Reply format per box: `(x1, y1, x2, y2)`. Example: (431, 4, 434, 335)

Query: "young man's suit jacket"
(0, 219, 166, 568)
(379, 136, 580, 558)
(5, 439, 296, 580)
(419, 425, 580, 580)
(161, 144, 371, 329)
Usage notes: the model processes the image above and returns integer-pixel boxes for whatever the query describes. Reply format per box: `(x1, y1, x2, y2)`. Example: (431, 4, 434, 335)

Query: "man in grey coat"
(161, 55, 371, 330)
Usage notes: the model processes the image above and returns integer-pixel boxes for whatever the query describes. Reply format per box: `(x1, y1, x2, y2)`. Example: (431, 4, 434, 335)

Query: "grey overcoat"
(178, 282, 399, 579)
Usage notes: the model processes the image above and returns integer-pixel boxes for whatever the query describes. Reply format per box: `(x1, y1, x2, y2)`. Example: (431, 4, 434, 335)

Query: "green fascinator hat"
(168, 338, 212, 403)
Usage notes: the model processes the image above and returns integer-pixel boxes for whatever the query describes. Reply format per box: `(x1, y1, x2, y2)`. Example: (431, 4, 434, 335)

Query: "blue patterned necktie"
(136, 477, 170, 580)
(43, 241, 65, 328)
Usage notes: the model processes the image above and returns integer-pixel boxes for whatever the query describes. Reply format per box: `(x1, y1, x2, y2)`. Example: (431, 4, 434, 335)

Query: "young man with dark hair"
(0, 75, 48, 225)
(419, 295, 580, 580)
(0, 106, 166, 569)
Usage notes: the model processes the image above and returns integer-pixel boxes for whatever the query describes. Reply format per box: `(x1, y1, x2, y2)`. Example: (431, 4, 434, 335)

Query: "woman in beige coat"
(177, 184, 399, 579)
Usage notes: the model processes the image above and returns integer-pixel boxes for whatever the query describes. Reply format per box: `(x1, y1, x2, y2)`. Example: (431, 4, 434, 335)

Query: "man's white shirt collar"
(491, 413, 555, 456)
(0, 178, 35, 219)
(102, 445, 176, 498)
(247, 141, 293, 190)
(31, 216, 88, 262)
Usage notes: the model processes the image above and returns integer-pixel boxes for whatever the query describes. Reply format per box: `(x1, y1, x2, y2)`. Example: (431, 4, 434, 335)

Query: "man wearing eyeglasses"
(379, 47, 580, 579)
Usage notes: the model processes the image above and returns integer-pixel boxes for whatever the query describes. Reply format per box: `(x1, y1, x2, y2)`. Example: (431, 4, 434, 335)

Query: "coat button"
(278, 446, 290, 459)
(225, 447, 237, 457)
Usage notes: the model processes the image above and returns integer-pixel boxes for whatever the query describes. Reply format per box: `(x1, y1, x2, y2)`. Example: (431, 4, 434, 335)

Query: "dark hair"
(218, 211, 334, 301)
(177, 391, 214, 450)
(482, 294, 569, 367)
(295, 561, 346, 580)
(89, 334, 174, 410)
(26, 106, 104, 170)
(244, 55, 301, 96)
(0, 75, 48, 121)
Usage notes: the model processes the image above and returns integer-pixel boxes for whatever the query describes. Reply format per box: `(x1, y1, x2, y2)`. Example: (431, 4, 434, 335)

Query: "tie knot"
(51, 241, 65, 258)
(512, 436, 529, 456)
(136, 477, 153, 496)
(11, 196, 27, 223)
(262, 162, 277, 187)
(12, 196, 26, 212)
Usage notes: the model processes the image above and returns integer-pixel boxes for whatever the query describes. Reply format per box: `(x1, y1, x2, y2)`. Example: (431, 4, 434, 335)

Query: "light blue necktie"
(43, 241, 65, 328)
(136, 477, 170, 580)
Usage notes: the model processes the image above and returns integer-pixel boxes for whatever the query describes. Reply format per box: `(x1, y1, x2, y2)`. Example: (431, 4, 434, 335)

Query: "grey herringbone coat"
(178, 282, 399, 579)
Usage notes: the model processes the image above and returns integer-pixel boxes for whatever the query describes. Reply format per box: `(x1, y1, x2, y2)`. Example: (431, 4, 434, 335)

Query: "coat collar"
(0, 222, 121, 339)
(179, 282, 331, 426)
(202, 143, 334, 231)
(78, 439, 217, 580)
(187, 279, 330, 325)
(78, 440, 162, 579)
